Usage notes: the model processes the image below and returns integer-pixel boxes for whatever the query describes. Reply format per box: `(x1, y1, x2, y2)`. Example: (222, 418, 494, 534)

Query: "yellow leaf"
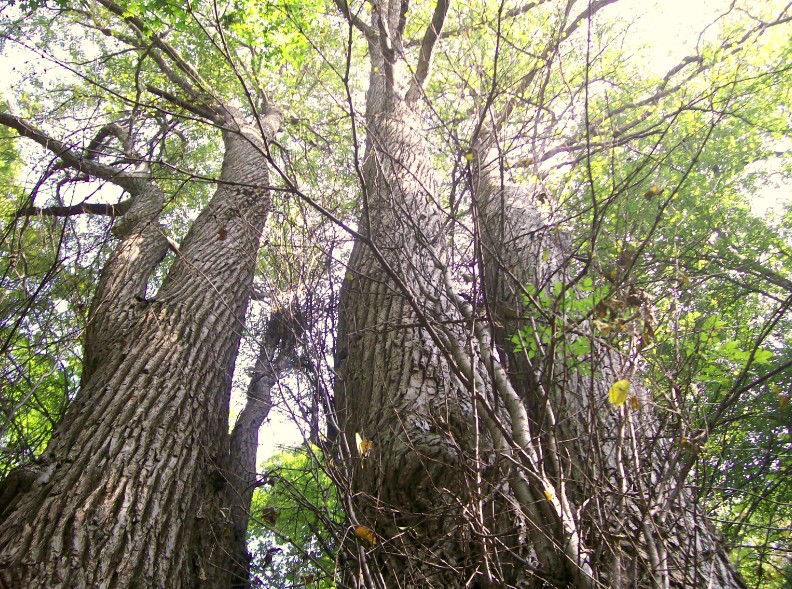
(775, 385, 790, 409)
(543, 488, 554, 501)
(643, 183, 662, 200)
(354, 525, 377, 545)
(593, 319, 612, 335)
(609, 379, 630, 406)
(356, 432, 373, 458)
(464, 152, 474, 161)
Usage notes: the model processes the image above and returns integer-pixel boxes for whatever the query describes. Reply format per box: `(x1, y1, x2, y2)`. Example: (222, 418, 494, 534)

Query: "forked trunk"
(0, 111, 282, 588)
(334, 3, 746, 585)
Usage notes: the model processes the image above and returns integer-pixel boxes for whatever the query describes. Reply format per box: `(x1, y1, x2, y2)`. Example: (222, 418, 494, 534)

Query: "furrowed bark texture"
(336, 12, 536, 584)
(471, 141, 746, 588)
(81, 178, 170, 386)
(335, 1, 747, 586)
(0, 110, 281, 588)
(337, 102, 488, 586)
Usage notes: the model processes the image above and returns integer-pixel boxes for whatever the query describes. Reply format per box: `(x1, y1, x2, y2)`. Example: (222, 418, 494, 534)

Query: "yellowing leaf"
(773, 384, 789, 408)
(354, 525, 377, 545)
(464, 152, 474, 161)
(592, 319, 612, 335)
(543, 488, 554, 501)
(643, 183, 662, 200)
(356, 432, 373, 458)
(609, 379, 630, 406)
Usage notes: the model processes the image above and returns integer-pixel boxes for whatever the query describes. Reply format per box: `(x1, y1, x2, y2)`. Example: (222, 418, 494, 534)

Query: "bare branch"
(332, 0, 376, 39)
(14, 200, 132, 219)
(490, 0, 617, 136)
(405, 0, 449, 103)
(403, 0, 553, 49)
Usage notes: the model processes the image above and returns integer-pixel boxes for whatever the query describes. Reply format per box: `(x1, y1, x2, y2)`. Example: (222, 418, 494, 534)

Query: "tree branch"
(14, 200, 132, 219)
(0, 110, 136, 187)
(403, 0, 553, 49)
(332, 0, 376, 39)
(94, 0, 219, 110)
(145, 85, 217, 120)
(405, 0, 449, 103)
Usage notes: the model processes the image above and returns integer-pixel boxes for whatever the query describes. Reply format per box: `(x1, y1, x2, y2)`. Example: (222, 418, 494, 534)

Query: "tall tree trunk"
(227, 302, 300, 588)
(0, 109, 282, 588)
(336, 10, 539, 584)
(470, 137, 746, 588)
(334, 2, 746, 587)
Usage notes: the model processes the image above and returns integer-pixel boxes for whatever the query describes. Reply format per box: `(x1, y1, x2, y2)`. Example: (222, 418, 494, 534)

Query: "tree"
(333, 1, 789, 587)
(0, 2, 286, 582)
(0, 0, 790, 587)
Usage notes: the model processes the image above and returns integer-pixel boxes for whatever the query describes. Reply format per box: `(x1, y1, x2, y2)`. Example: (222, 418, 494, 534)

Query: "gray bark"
(0, 108, 282, 588)
(336, 7, 536, 586)
(227, 302, 300, 588)
(334, 2, 747, 587)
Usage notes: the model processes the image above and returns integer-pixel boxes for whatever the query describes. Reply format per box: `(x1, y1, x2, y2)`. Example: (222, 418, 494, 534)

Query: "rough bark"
(336, 103, 485, 586)
(227, 303, 300, 588)
(471, 134, 747, 588)
(335, 6, 536, 586)
(0, 108, 282, 588)
(334, 1, 747, 587)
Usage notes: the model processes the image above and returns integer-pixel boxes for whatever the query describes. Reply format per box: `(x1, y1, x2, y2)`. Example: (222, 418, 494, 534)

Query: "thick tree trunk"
(336, 28, 537, 583)
(471, 140, 746, 588)
(337, 104, 474, 584)
(0, 109, 282, 588)
(334, 2, 746, 587)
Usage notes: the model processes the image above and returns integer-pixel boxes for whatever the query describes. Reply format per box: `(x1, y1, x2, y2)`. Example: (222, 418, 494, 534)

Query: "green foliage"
(249, 447, 341, 588)
(0, 121, 87, 473)
(517, 9, 792, 585)
(511, 277, 610, 371)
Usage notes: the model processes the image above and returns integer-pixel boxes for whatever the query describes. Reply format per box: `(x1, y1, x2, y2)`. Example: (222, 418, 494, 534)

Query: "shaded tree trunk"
(471, 136, 746, 588)
(0, 108, 282, 588)
(227, 301, 301, 588)
(334, 2, 746, 588)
